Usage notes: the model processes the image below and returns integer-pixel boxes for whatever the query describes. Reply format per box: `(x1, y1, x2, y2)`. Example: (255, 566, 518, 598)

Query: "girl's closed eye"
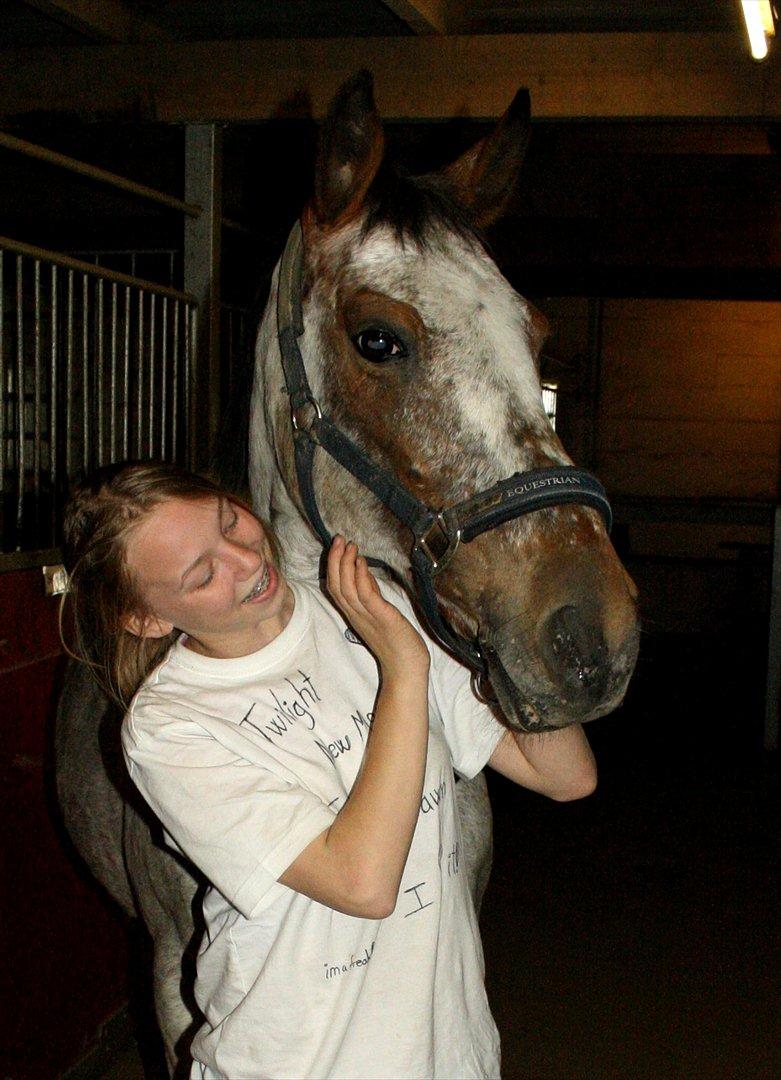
(196, 568, 215, 590)
(221, 504, 239, 534)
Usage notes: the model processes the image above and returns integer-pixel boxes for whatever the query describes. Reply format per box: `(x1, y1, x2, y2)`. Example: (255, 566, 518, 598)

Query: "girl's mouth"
(242, 563, 272, 603)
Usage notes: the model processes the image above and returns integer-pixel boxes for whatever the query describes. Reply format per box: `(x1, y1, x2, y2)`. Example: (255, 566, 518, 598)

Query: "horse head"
(250, 71, 639, 733)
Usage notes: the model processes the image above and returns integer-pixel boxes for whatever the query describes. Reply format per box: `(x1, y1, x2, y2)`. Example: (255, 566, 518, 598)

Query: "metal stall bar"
(50, 265, 58, 540)
(66, 270, 74, 478)
(33, 261, 41, 503)
(97, 278, 104, 466)
(149, 293, 157, 457)
(161, 297, 168, 459)
(0, 131, 202, 220)
(0, 252, 4, 506)
(766, 507, 781, 751)
(123, 284, 130, 459)
(110, 282, 117, 462)
(185, 125, 221, 470)
(221, 303, 250, 403)
(136, 288, 144, 457)
(184, 304, 194, 469)
(15, 256, 24, 538)
(82, 273, 89, 473)
(172, 299, 180, 462)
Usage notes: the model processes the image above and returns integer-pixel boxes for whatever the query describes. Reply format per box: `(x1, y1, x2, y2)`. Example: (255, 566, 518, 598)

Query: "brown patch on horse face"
(316, 282, 471, 508)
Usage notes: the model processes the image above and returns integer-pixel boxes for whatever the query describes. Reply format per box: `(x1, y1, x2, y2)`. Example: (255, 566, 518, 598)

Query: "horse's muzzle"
(485, 601, 639, 731)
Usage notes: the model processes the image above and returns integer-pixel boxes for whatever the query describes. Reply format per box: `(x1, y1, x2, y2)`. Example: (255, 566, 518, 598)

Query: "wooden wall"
(541, 297, 780, 634)
(598, 299, 781, 503)
(543, 296, 781, 501)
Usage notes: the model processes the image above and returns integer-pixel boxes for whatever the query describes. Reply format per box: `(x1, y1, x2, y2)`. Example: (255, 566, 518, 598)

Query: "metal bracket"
(43, 564, 69, 597)
(413, 514, 460, 573)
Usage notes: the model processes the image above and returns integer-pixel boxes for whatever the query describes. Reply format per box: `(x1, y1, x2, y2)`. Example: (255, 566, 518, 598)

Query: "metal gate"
(0, 237, 197, 562)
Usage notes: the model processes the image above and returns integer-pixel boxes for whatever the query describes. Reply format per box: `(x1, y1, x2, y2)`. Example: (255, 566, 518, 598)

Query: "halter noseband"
(276, 221, 612, 674)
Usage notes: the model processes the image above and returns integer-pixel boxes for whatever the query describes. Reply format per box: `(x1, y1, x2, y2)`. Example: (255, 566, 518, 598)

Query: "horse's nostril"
(541, 604, 609, 697)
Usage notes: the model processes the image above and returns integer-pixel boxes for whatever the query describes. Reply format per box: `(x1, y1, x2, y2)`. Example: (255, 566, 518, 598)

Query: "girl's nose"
(227, 541, 261, 579)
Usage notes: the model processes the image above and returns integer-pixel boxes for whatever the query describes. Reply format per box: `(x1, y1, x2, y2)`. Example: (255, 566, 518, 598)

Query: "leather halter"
(276, 221, 612, 674)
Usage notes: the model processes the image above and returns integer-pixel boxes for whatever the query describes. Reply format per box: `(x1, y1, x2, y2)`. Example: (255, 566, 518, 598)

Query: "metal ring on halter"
(291, 397, 323, 435)
(470, 667, 496, 706)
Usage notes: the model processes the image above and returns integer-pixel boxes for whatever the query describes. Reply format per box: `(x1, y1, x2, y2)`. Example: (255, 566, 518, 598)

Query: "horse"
(56, 71, 639, 1074)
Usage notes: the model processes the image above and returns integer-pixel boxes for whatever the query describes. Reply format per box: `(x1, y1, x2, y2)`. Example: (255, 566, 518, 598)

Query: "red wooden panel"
(0, 567, 62, 673)
(1, 570, 131, 1079)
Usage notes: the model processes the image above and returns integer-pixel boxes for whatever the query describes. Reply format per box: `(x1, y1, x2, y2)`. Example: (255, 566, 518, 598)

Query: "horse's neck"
(272, 506, 322, 582)
(250, 268, 322, 582)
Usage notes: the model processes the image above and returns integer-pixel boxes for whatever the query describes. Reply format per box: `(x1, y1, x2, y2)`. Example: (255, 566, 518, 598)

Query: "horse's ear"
(440, 88, 531, 228)
(311, 70, 385, 229)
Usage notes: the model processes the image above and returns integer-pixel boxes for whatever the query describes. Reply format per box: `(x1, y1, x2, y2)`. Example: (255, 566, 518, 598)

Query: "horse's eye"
(352, 328, 406, 363)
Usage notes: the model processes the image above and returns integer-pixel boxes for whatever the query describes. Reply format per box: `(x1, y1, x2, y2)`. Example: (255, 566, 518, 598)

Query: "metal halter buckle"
(291, 397, 322, 435)
(470, 667, 496, 706)
(413, 513, 460, 573)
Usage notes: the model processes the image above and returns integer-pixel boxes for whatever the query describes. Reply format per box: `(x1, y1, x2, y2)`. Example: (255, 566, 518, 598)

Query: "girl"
(62, 461, 596, 1080)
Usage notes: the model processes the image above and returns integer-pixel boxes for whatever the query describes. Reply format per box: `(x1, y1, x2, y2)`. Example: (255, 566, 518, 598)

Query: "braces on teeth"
(244, 565, 270, 602)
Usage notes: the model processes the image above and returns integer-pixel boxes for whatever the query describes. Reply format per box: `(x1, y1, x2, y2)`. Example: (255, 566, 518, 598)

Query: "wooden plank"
(382, 0, 449, 34)
(0, 33, 778, 121)
(610, 496, 775, 527)
(22, 0, 170, 42)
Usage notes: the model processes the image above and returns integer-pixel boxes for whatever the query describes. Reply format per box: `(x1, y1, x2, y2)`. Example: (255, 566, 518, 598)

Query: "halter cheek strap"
(276, 221, 612, 674)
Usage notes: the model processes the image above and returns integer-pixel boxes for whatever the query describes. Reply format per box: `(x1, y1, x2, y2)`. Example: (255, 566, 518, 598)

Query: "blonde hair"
(61, 461, 278, 710)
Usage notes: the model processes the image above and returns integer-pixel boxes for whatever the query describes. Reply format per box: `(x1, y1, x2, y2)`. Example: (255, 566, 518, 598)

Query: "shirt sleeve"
(427, 642, 507, 779)
(376, 578, 506, 779)
(122, 709, 336, 918)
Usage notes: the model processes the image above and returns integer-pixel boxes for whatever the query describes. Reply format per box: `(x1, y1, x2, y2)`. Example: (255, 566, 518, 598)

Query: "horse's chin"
(485, 652, 630, 734)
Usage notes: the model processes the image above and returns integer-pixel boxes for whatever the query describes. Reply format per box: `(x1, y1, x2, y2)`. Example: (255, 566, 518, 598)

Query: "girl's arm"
(488, 725, 597, 801)
(279, 537, 431, 919)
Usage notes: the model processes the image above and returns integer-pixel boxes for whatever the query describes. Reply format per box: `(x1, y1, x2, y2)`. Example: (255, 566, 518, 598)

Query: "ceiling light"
(740, 1, 777, 60)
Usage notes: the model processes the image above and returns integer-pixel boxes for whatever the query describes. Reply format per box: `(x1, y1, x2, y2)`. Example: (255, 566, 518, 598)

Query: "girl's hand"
(326, 536, 429, 676)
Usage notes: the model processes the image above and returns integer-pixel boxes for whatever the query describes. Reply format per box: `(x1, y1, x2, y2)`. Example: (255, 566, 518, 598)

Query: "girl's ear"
(123, 612, 174, 639)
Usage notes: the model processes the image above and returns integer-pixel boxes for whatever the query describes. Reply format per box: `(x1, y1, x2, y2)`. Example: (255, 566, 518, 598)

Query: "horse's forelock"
(361, 164, 480, 252)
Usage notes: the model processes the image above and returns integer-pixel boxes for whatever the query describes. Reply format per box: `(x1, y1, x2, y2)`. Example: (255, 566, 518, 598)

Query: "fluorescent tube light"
(740, 1, 776, 60)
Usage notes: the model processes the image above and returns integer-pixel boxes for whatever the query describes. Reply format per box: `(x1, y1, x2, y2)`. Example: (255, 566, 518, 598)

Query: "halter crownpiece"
(276, 221, 613, 674)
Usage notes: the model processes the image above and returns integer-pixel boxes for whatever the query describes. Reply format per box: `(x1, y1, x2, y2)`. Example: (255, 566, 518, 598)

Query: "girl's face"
(123, 496, 293, 658)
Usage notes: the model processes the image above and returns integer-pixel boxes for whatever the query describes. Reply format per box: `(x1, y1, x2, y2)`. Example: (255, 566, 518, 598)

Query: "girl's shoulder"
(124, 650, 198, 738)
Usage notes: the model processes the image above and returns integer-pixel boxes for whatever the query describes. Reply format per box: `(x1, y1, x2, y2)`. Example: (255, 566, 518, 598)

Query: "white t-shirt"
(123, 578, 505, 1079)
